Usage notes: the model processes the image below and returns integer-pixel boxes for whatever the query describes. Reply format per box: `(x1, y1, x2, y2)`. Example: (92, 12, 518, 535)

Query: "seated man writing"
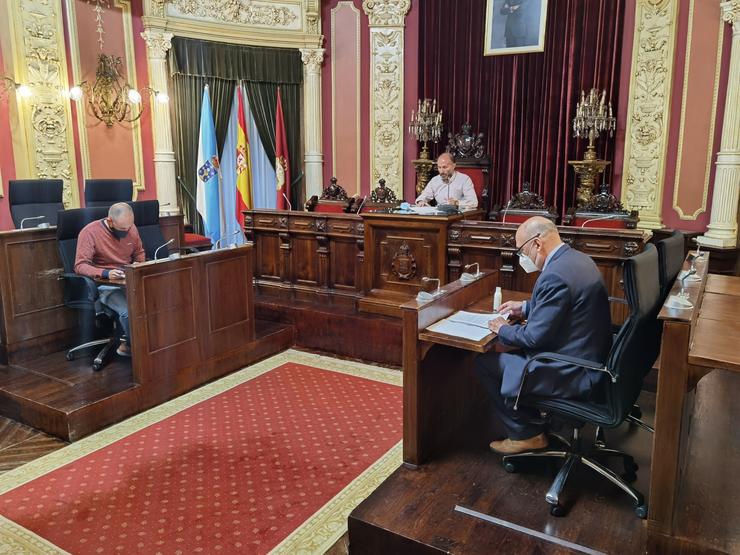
(415, 152, 478, 210)
(74, 202, 145, 357)
(474, 216, 612, 454)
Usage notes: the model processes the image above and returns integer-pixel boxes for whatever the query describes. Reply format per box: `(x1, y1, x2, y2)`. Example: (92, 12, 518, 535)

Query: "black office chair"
(129, 200, 171, 260)
(8, 179, 64, 228)
(57, 207, 121, 371)
(501, 244, 662, 519)
(84, 179, 133, 208)
(656, 230, 685, 301)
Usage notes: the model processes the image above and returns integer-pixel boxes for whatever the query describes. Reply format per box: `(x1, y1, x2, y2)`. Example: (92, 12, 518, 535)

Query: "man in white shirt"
(415, 152, 478, 210)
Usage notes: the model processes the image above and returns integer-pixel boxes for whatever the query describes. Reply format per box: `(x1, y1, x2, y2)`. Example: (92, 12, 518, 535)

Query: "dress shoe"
(116, 342, 131, 357)
(489, 433, 548, 455)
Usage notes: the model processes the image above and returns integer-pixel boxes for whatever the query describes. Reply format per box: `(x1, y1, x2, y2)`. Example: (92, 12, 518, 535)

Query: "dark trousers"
(474, 351, 543, 440)
(98, 286, 129, 342)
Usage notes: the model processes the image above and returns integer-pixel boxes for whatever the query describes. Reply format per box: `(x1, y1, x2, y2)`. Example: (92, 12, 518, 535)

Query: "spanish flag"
(235, 88, 253, 226)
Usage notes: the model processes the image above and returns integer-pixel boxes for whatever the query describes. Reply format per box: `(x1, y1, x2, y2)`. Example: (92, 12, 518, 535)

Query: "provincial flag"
(274, 87, 291, 210)
(195, 85, 221, 246)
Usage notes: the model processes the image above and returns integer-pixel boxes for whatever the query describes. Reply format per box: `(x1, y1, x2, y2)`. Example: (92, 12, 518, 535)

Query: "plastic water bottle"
(493, 287, 502, 312)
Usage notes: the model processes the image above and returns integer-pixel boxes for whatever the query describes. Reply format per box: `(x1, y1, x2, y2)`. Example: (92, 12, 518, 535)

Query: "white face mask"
(518, 253, 539, 273)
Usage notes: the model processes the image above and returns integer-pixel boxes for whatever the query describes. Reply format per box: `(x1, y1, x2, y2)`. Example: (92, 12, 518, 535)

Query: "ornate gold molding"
(620, 0, 680, 229)
(672, 0, 724, 220)
(167, 0, 300, 28)
(140, 29, 173, 59)
(66, 0, 147, 193)
(300, 47, 325, 73)
(331, 1, 361, 194)
(7, 0, 80, 208)
(363, 0, 410, 196)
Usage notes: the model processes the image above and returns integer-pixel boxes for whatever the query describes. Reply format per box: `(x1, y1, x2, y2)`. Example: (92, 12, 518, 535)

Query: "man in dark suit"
(500, 0, 530, 47)
(474, 216, 612, 454)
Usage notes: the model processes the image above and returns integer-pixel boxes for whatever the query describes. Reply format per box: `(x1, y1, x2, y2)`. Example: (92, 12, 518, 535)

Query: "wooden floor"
(350, 370, 740, 555)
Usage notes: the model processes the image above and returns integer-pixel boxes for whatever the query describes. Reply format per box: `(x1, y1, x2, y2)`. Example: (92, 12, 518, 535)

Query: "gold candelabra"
(569, 88, 616, 206)
(408, 98, 443, 160)
(68, 54, 168, 127)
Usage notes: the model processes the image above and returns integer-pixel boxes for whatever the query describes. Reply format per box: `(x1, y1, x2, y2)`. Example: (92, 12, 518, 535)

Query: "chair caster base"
(634, 503, 648, 519)
(503, 461, 517, 473)
(549, 503, 566, 517)
(65, 352, 75, 361)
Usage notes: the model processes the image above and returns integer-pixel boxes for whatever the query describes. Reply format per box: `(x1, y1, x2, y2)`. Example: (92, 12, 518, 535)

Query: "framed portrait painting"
(484, 0, 548, 56)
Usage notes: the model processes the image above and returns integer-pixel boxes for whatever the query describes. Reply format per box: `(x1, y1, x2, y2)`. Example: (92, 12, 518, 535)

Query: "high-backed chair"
(562, 184, 639, 229)
(445, 123, 491, 212)
(305, 177, 355, 213)
(8, 179, 64, 228)
(500, 244, 662, 518)
(57, 207, 120, 371)
(84, 179, 133, 208)
(488, 182, 559, 224)
(655, 230, 685, 301)
(129, 200, 170, 259)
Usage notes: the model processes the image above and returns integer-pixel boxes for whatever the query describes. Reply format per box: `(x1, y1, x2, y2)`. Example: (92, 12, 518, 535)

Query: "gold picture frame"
(484, 0, 548, 56)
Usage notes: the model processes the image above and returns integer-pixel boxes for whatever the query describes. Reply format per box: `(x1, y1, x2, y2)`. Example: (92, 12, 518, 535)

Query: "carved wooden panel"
(140, 268, 197, 353)
(255, 234, 281, 281)
(331, 239, 359, 290)
(291, 235, 319, 285)
(377, 234, 434, 291)
(0, 229, 76, 362)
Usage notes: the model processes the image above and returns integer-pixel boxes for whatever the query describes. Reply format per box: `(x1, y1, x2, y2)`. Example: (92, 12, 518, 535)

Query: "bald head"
(108, 202, 134, 233)
(515, 216, 562, 272)
(436, 152, 456, 182)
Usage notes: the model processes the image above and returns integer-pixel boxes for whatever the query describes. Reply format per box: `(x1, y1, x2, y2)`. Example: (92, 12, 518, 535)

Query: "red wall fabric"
(0, 44, 16, 230)
(418, 0, 625, 216)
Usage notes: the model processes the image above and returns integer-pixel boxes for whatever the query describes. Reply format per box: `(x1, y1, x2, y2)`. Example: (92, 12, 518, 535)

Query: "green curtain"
(169, 37, 304, 229)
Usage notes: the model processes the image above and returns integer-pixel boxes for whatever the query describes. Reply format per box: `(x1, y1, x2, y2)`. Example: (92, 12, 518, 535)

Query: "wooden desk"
(650, 253, 730, 536)
(400, 269, 528, 467)
(696, 291, 740, 322)
(705, 273, 740, 297)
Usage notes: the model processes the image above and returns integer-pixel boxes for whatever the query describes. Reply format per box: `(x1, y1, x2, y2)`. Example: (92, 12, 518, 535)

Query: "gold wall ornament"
(569, 88, 616, 206)
(166, 0, 300, 28)
(620, 0, 680, 229)
(6, 0, 80, 207)
(412, 157, 434, 197)
(363, 0, 410, 198)
(408, 98, 443, 161)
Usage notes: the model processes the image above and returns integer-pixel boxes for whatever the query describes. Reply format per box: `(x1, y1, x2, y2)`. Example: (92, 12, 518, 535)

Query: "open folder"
(426, 311, 509, 341)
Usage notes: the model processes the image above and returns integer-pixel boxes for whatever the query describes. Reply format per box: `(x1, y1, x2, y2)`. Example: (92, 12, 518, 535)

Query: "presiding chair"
(84, 179, 133, 208)
(57, 207, 122, 371)
(501, 244, 662, 518)
(8, 179, 64, 228)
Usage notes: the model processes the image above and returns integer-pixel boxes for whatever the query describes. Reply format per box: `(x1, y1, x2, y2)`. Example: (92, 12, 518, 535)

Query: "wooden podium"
(358, 211, 472, 317)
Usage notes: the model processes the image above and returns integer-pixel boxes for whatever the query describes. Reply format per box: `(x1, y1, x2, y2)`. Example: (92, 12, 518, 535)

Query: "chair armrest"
(60, 273, 99, 309)
(513, 352, 611, 410)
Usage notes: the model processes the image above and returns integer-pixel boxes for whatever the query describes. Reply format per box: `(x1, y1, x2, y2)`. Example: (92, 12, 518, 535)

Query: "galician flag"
(235, 86, 253, 226)
(195, 85, 221, 245)
(274, 87, 291, 210)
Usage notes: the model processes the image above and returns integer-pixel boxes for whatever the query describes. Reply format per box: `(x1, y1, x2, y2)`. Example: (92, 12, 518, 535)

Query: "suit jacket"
(496, 244, 612, 398)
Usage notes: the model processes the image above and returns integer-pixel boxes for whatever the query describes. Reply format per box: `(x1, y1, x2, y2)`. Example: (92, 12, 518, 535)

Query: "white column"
(698, 2, 740, 248)
(141, 29, 179, 214)
(300, 48, 325, 198)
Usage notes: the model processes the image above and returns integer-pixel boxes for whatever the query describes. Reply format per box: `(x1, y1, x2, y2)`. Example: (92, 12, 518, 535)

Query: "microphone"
(154, 238, 175, 260)
(214, 229, 240, 249)
(356, 195, 367, 214)
(580, 214, 620, 228)
(282, 192, 292, 211)
(20, 215, 47, 229)
(501, 201, 512, 224)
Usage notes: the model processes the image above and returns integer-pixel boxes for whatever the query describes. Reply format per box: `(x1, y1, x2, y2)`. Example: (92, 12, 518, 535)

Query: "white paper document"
(426, 311, 509, 341)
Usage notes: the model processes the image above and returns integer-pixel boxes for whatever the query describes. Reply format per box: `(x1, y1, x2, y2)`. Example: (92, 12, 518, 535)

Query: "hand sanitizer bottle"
(493, 287, 502, 312)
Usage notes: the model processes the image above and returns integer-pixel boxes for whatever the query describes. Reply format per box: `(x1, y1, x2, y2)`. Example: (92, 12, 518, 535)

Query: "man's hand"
(416, 199, 428, 207)
(488, 317, 508, 335)
(499, 300, 523, 318)
(109, 269, 125, 280)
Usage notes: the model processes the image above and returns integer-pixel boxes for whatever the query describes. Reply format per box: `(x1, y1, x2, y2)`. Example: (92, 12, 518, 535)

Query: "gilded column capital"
(141, 30, 174, 59)
(300, 48, 325, 73)
(721, 1, 740, 27)
(362, 0, 411, 26)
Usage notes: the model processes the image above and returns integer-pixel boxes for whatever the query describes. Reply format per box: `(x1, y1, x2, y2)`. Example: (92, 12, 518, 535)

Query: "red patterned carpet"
(0, 359, 402, 553)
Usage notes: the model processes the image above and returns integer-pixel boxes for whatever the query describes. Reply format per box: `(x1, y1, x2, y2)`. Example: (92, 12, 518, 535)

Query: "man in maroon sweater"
(74, 202, 145, 356)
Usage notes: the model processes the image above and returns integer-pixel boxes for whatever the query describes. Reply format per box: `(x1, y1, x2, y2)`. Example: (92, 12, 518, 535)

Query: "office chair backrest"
(129, 200, 168, 259)
(656, 230, 685, 300)
(8, 179, 64, 228)
(84, 179, 134, 208)
(56, 207, 110, 273)
(605, 244, 662, 424)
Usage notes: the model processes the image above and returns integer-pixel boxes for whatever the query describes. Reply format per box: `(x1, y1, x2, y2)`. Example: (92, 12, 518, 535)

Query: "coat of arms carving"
(390, 241, 417, 280)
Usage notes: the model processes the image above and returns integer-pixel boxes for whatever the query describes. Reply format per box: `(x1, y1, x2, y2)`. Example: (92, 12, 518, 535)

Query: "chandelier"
(0, 75, 32, 100)
(408, 98, 443, 160)
(68, 54, 168, 127)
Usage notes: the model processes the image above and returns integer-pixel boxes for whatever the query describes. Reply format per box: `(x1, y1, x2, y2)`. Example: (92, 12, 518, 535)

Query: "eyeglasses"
(514, 233, 540, 257)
